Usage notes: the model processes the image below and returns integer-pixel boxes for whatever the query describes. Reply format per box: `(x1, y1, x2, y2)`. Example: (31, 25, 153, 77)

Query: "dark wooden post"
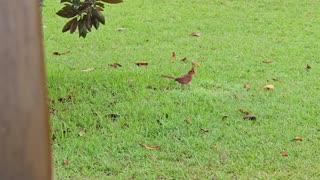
(0, 1, 52, 179)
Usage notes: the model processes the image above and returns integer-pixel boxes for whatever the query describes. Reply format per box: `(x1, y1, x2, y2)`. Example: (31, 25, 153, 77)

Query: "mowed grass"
(43, 0, 320, 179)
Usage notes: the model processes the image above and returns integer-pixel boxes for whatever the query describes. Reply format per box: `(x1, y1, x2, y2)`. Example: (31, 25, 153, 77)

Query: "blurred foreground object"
(0, 1, 52, 179)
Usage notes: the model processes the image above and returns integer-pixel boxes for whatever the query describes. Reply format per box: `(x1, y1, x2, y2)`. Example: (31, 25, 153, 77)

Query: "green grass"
(44, 0, 320, 179)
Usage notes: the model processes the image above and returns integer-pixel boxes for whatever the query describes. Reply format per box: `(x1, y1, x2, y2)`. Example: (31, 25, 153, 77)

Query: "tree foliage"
(56, 0, 123, 38)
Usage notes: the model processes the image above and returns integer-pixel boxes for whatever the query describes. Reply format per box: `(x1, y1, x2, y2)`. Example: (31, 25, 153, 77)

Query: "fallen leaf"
(139, 142, 161, 150)
(109, 63, 122, 68)
(243, 114, 257, 120)
(53, 50, 70, 56)
(293, 136, 303, 141)
(262, 60, 272, 64)
(135, 61, 148, 67)
(239, 108, 250, 115)
(244, 82, 250, 90)
(184, 118, 191, 124)
(116, 27, 126, 31)
(220, 153, 229, 159)
(170, 52, 175, 62)
(180, 57, 187, 63)
(78, 130, 85, 137)
(191, 32, 202, 37)
(81, 68, 95, 72)
(192, 60, 200, 67)
(263, 84, 274, 90)
(200, 128, 209, 133)
(63, 159, 70, 165)
(272, 78, 282, 82)
(280, 150, 288, 157)
(306, 64, 311, 70)
(222, 115, 228, 120)
(58, 95, 73, 103)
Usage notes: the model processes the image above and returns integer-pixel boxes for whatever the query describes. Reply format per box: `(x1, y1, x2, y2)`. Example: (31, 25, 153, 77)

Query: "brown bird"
(162, 67, 195, 85)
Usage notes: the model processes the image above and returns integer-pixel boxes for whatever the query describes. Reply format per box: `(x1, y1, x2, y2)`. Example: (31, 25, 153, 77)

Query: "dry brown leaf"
(239, 108, 250, 115)
(78, 130, 85, 137)
(135, 61, 148, 67)
(220, 153, 229, 159)
(200, 128, 209, 133)
(53, 51, 70, 56)
(244, 82, 250, 89)
(306, 64, 311, 70)
(293, 136, 303, 141)
(184, 118, 191, 124)
(116, 27, 126, 31)
(109, 63, 122, 68)
(170, 52, 175, 62)
(264, 84, 274, 90)
(243, 114, 257, 120)
(280, 150, 288, 157)
(262, 60, 272, 64)
(191, 32, 202, 37)
(63, 159, 70, 165)
(139, 142, 161, 150)
(53, 52, 61, 55)
(81, 68, 95, 72)
(272, 78, 282, 82)
(180, 57, 187, 63)
(192, 60, 200, 67)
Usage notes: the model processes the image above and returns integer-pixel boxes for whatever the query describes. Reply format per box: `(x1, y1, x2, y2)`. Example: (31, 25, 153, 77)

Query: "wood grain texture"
(0, 0, 52, 179)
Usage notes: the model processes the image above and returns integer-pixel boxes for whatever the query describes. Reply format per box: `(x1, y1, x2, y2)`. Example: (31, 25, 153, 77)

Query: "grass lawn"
(43, 0, 320, 179)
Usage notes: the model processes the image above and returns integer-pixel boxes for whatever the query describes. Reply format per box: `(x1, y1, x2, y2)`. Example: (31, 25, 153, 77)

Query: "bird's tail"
(161, 75, 176, 79)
